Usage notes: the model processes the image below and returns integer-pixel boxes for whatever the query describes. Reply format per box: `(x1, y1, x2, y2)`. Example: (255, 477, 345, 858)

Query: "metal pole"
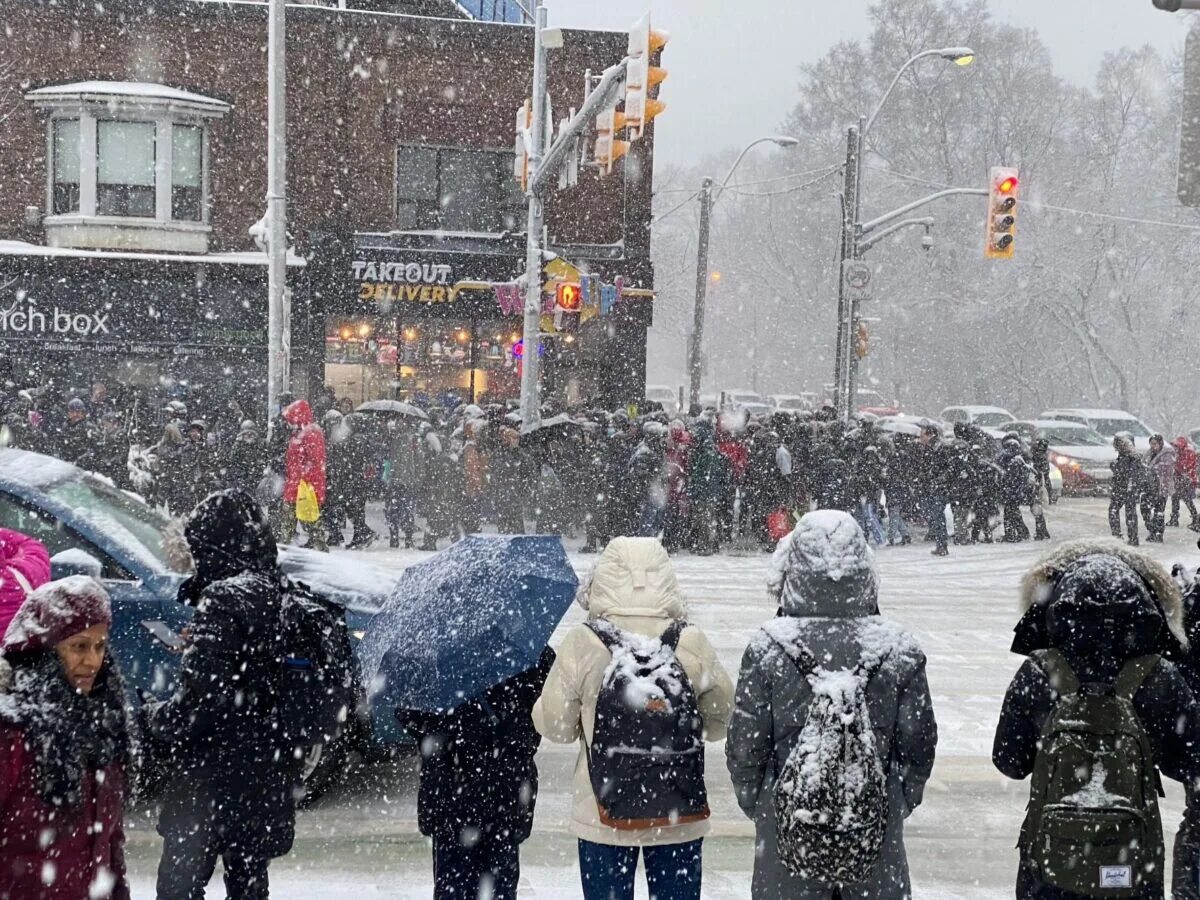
(832, 125, 859, 422)
(518, 0, 548, 433)
(266, 0, 288, 433)
(846, 116, 866, 413)
(687, 176, 714, 413)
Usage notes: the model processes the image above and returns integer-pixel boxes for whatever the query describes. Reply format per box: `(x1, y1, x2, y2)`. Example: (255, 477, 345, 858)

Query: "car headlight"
(1052, 454, 1079, 469)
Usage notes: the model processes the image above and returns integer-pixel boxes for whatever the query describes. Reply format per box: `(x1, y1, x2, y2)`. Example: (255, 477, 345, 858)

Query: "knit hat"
(1, 576, 112, 654)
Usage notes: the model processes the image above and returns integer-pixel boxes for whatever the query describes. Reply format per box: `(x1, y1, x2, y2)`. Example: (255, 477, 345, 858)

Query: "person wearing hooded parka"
(144, 489, 296, 900)
(726, 510, 937, 900)
(993, 539, 1200, 900)
(0, 576, 132, 900)
(533, 536, 734, 900)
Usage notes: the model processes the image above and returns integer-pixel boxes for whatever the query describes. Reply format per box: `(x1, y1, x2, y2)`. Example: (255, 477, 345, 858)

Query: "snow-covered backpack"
(585, 619, 710, 829)
(1020, 649, 1164, 897)
(772, 639, 889, 885)
(277, 579, 357, 755)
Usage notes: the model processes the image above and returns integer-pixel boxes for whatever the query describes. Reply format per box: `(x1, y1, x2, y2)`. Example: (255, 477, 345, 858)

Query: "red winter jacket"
(0, 725, 129, 900)
(1175, 438, 1199, 488)
(282, 400, 327, 504)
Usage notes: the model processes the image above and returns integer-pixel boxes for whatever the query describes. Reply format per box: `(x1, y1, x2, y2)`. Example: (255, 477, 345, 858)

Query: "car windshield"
(1089, 418, 1151, 438)
(729, 393, 761, 404)
(1042, 427, 1109, 447)
(43, 475, 193, 575)
(776, 398, 807, 409)
(975, 412, 1013, 427)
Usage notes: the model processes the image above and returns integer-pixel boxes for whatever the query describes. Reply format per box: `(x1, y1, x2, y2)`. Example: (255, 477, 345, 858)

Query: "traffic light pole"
(265, 0, 289, 436)
(518, 0, 549, 434)
(832, 124, 860, 423)
(687, 177, 714, 414)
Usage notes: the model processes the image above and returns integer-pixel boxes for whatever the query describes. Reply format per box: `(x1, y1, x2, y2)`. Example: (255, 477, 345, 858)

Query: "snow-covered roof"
(0, 241, 306, 268)
(26, 81, 230, 115)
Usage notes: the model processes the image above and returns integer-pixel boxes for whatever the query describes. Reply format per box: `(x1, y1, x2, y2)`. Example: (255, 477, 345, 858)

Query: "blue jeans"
(578, 839, 702, 900)
(887, 505, 911, 543)
(925, 494, 949, 550)
(856, 500, 885, 545)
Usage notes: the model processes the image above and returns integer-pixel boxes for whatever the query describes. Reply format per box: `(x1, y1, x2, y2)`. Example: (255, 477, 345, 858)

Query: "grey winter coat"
(726, 511, 937, 900)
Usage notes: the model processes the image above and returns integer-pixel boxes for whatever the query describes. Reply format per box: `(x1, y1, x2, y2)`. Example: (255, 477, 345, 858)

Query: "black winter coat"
(1112, 452, 1144, 504)
(145, 489, 296, 859)
(397, 648, 554, 846)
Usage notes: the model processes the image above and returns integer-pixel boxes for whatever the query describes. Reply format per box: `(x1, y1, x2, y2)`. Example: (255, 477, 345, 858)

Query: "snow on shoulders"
(755, 615, 921, 670)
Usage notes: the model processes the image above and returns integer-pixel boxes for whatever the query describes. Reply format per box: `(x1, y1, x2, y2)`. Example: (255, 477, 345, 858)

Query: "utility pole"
(265, 0, 289, 433)
(687, 176, 714, 414)
(845, 115, 868, 413)
(832, 124, 860, 422)
(518, 0, 549, 433)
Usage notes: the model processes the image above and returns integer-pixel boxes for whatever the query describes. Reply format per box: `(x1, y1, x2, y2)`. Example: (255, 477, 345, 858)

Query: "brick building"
(0, 0, 656, 415)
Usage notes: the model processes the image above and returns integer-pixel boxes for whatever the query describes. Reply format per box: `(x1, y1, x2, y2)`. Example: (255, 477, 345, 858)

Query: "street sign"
(843, 260, 872, 303)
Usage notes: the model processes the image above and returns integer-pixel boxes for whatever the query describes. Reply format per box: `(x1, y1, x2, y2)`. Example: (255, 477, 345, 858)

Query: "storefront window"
(395, 145, 524, 233)
(52, 119, 81, 214)
(171, 125, 204, 222)
(97, 121, 157, 218)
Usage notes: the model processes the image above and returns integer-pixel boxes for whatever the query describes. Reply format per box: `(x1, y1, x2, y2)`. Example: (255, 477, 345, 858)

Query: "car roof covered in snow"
(0, 448, 78, 488)
(1041, 408, 1139, 419)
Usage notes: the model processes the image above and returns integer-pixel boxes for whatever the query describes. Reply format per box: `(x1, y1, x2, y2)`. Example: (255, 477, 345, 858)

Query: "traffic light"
(513, 100, 531, 191)
(984, 166, 1020, 260)
(554, 281, 582, 332)
(593, 108, 630, 177)
(854, 321, 870, 359)
(625, 14, 669, 141)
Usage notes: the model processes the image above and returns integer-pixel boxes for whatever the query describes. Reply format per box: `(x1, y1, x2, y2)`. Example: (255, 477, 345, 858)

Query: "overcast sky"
(552, 0, 1193, 167)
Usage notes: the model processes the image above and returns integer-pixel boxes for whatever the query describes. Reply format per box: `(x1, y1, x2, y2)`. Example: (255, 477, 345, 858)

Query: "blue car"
(0, 447, 408, 800)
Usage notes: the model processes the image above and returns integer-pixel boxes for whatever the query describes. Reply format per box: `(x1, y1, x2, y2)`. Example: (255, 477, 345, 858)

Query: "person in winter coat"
(1170, 436, 1200, 531)
(0, 527, 51, 637)
(662, 422, 693, 553)
(221, 420, 266, 499)
(397, 647, 555, 900)
(997, 435, 1034, 543)
(687, 420, 732, 556)
(994, 540, 1200, 900)
(726, 511, 937, 900)
(1110, 433, 1143, 545)
(916, 424, 951, 556)
(627, 425, 669, 537)
(1140, 434, 1175, 544)
(280, 399, 328, 551)
(0, 576, 132, 900)
(883, 434, 917, 546)
(323, 412, 377, 550)
(145, 489, 296, 900)
(532, 537, 734, 900)
(1167, 559, 1200, 899)
(55, 398, 96, 467)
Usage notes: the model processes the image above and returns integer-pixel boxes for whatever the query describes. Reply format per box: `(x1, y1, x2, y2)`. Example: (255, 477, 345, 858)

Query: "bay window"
(96, 121, 157, 218)
(52, 118, 80, 214)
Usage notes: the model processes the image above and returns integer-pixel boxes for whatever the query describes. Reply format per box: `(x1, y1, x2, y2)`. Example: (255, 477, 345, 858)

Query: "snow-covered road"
(123, 500, 1200, 897)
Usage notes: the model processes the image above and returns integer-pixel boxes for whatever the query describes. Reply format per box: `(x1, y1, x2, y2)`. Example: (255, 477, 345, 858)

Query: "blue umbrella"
(362, 535, 577, 713)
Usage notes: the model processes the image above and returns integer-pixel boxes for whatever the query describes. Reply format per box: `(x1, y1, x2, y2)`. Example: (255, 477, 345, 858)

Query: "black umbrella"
(355, 400, 429, 421)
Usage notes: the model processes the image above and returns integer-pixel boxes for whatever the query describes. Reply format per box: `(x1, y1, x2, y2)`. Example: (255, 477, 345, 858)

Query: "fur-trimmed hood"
(1013, 538, 1186, 665)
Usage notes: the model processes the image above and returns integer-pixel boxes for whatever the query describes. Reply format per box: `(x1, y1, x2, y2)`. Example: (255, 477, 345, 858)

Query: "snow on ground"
(121, 499, 1200, 898)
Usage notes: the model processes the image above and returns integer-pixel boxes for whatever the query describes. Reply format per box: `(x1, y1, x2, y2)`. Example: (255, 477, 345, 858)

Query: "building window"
(52, 118, 80, 214)
(172, 124, 204, 222)
(96, 121, 157, 218)
(396, 145, 525, 234)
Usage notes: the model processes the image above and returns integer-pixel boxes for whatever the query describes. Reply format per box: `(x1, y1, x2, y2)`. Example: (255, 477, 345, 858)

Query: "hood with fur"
(1014, 538, 1186, 663)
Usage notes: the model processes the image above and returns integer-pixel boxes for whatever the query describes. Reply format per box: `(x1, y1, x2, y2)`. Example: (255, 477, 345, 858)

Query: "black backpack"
(277, 579, 358, 755)
(585, 619, 710, 830)
(772, 638, 890, 885)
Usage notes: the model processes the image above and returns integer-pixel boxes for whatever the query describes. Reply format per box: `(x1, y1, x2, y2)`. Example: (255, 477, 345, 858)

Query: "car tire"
(297, 737, 350, 807)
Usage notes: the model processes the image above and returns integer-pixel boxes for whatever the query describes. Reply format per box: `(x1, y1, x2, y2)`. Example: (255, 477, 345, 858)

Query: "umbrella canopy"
(356, 399, 429, 420)
(362, 535, 577, 713)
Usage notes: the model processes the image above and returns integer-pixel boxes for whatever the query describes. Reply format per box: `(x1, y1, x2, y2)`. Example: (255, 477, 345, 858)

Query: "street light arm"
(858, 216, 935, 254)
(712, 135, 799, 205)
(863, 46, 974, 139)
(858, 187, 985, 235)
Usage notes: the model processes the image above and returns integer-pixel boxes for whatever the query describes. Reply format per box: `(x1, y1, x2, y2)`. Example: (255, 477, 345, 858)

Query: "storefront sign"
(0, 302, 111, 337)
(353, 259, 458, 305)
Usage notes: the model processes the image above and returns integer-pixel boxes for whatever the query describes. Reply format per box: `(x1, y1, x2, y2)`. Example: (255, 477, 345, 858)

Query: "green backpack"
(1020, 649, 1165, 897)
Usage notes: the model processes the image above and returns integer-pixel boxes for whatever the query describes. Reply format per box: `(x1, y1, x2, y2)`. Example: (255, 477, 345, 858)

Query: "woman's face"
(55, 623, 109, 695)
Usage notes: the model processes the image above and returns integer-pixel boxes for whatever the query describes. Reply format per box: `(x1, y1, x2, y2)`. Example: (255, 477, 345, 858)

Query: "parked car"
(1040, 408, 1156, 451)
(723, 388, 765, 408)
(877, 414, 947, 437)
(645, 384, 679, 415)
(1188, 426, 1200, 447)
(0, 447, 405, 800)
(855, 389, 900, 416)
(768, 393, 817, 415)
(1005, 419, 1116, 495)
(940, 405, 1017, 428)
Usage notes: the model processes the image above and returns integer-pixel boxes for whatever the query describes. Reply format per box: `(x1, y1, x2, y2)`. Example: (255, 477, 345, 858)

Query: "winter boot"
(348, 528, 378, 550)
(1189, 521, 1200, 533)
(932, 546, 949, 557)
(389, 528, 400, 549)
(1034, 517, 1051, 541)
(404, 532, 415, 549)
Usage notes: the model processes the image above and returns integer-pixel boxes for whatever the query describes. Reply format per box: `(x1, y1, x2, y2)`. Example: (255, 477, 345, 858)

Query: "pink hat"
(1, 576, 112, 654)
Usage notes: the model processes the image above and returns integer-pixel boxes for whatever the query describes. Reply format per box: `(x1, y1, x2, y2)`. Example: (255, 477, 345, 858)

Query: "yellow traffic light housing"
(854, 321, 870, 359)
(626, 14, 669, 141)
(593, 108, 630, 177)
(513, 100, 531, 191)
(985, 166, 1020, 259)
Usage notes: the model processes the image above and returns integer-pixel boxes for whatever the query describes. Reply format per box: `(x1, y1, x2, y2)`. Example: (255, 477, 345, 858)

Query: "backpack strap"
(1036, 649, 1080, 697)
(1114, 654, 1160, 701)
(659, 620, 687, 651)
(585, 619, 622, 651)
(769, 636, 820, 677)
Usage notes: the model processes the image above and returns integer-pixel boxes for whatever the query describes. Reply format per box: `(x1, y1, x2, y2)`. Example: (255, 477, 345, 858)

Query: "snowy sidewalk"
(121, 499, 1200, 897)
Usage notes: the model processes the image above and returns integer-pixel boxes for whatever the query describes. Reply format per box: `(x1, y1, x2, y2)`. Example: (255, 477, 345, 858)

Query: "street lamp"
(687, 135, 799, 412)
(832, 45, 975, 421)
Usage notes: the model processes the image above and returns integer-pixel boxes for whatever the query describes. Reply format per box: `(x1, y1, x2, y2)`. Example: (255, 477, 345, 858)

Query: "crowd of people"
(2, 380, 1097, 557)
(4, 504, 1200, 900)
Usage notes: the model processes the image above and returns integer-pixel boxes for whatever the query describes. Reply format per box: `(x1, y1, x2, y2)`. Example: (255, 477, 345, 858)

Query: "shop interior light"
(564, 334, 577, 344)
(403, 327, 418, 341)
(338, 325, 353, 341)
(510, 332, 520, 343)
(357, 323, 372, 338)
(456, 329, 470, 343)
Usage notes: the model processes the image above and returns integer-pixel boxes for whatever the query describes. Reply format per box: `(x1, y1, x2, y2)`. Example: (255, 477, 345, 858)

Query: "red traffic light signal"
(556, 282, 583, 312)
